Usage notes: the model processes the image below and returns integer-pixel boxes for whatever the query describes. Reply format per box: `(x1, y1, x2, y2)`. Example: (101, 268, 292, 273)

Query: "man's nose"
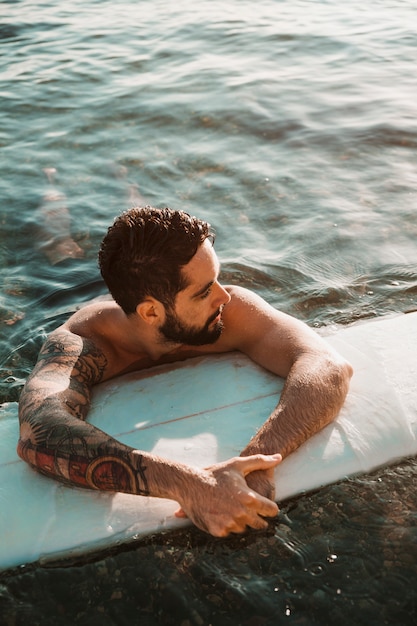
(215, 282, 231, 307)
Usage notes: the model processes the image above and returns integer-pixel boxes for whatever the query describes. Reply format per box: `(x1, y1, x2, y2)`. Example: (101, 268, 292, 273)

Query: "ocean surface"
(1, 0, 416, 623)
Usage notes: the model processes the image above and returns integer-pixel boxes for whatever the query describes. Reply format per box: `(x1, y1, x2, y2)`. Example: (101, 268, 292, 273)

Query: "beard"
(159, 306, 224, 346)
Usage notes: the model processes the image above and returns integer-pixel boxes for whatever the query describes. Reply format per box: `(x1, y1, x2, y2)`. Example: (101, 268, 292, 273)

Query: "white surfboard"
(0, 312, 416, 572)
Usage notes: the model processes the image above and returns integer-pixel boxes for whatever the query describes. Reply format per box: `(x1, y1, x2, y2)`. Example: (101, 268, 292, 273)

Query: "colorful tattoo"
(17, 438, 149, 495)
(18, 330, 150, 496)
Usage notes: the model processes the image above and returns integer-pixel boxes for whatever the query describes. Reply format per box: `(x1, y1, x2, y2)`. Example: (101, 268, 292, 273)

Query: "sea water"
(0, 0, 416, 623)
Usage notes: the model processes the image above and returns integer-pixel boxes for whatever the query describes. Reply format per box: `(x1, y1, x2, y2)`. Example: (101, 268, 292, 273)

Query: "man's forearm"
(17, 392, 283, 537)
(17, 419, 150, 495)
(17, 392, 197, 502)
(241, 354, 353, 459)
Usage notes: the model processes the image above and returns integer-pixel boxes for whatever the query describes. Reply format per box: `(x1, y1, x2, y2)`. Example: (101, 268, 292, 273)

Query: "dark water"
(1, 0, 416, 623)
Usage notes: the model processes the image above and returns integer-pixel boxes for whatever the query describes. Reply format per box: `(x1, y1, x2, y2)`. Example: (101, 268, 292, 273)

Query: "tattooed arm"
(17, 328, 280, 536)
(16, 329, 151, 492)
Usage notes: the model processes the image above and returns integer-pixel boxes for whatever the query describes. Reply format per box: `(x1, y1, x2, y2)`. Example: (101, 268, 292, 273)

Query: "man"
(18, 206, 353, 537)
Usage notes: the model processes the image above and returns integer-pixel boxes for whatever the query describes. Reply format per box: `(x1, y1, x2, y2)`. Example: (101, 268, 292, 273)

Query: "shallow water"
(1, 0, 416, 623)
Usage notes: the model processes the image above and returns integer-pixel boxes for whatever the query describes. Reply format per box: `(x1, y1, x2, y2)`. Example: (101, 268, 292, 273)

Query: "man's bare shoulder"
(222, 285, 290, 331)
(63, 299, 122, 335)
(225, 285, 274, 308)
(217, 285, 290, 352)
(224, 285, 322, 340)
(66, 299, 145, 368)
(221, 285, 345, 377)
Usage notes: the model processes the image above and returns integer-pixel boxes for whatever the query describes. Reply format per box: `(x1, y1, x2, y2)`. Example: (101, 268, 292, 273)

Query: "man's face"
(159, 303, 224, 346)
(158, 240, 231, 347)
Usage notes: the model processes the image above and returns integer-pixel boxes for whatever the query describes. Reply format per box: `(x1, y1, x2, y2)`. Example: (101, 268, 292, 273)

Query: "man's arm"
(17, 328, 280, 536)
(223, 287, 353, 495)
(240, 348, 352, 498)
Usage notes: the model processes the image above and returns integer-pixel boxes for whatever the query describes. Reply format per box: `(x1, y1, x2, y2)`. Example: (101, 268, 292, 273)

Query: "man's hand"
(174, 453, 282, 537)
(244, 465, 278, 501)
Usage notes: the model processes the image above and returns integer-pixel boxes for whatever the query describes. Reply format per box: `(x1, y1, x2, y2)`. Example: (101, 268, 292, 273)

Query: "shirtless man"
(18, 206, 353, 537)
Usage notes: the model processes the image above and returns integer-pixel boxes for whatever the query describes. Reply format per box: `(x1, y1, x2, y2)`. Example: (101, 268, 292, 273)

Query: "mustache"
(207, 306, 223, 325)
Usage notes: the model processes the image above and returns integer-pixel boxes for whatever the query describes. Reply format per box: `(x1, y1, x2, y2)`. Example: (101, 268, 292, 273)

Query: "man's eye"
(201, 287, 212, 299)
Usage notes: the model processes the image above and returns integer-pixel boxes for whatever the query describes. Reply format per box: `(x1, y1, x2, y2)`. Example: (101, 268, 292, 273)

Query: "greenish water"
(1, 0, 416, 623)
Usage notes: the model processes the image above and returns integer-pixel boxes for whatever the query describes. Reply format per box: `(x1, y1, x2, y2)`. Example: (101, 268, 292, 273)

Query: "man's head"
(99, 206, 214, 316)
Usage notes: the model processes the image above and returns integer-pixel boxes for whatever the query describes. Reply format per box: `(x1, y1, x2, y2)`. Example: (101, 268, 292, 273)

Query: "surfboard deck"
(0, 312, 416, 572)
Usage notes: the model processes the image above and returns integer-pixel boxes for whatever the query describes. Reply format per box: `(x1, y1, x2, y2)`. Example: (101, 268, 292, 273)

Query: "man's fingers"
(247, 513, 271, 531)
(243, 489, 279, 517)
(235, 453, 282, 477)
(256, 494, 279, 518)
(219, 503, 279, 536)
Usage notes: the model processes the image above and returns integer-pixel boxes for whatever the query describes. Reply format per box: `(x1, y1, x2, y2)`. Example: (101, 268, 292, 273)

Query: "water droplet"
(309, 562, 324, 576)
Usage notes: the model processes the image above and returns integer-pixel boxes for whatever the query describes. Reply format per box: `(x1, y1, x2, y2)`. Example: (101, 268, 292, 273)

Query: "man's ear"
(136, 298, 164, 326)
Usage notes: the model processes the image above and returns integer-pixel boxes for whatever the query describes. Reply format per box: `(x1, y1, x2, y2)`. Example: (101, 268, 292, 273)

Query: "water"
(1, 0, 416, 622)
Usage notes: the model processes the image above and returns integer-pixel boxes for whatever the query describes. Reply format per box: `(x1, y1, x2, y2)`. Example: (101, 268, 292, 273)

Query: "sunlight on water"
(0, 0, 416, 622)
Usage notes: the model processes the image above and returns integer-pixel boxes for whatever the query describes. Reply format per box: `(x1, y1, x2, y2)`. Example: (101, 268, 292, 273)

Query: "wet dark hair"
(98, 206, 214, 314)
